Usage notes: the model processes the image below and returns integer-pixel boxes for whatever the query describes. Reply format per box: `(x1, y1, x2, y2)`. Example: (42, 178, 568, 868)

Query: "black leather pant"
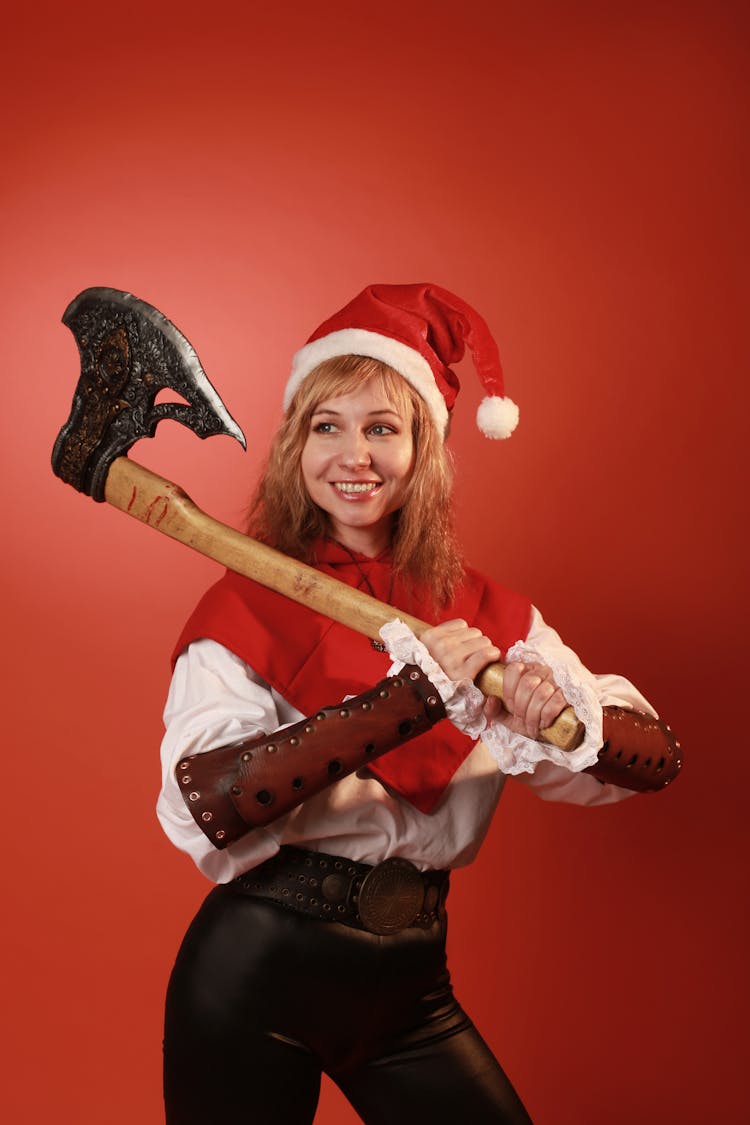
(164, 882, 533, 1124)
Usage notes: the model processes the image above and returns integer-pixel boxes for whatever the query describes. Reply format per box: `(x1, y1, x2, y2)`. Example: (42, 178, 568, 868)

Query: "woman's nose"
(339, 430, 370, 468)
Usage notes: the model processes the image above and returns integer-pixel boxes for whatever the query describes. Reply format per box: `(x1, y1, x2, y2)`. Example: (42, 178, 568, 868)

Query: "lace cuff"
(379, 619, 486, 738)
(479, 640, 603, 776)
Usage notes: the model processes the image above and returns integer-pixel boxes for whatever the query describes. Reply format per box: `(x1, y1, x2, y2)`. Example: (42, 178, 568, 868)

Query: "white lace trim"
(379, 619, 487, 738)
(379, 620, 603, 777)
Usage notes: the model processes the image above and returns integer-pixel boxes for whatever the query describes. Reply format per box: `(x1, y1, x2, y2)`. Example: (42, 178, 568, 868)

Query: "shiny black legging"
(164, 883, 533, 1124)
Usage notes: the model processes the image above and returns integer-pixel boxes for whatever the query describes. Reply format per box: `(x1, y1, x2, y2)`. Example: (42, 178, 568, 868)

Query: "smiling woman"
(157, 283, 681, 1125)
(249, 352, 463, 607)
(300, 381, 415, 557)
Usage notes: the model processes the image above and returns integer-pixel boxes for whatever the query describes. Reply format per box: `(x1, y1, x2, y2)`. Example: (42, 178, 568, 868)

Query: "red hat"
(285, 283, 519, 439)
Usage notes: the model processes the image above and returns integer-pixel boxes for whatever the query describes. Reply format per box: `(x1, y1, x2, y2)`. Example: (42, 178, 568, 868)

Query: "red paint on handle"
(145, 496, 169, 526)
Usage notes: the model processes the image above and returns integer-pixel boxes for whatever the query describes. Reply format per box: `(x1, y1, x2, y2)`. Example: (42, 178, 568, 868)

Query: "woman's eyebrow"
(311, 408, 402, 418)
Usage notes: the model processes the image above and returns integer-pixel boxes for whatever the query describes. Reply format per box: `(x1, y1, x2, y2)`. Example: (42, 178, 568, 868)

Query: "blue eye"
(312, 421, 337, 434)
(369, 424, 395, 436)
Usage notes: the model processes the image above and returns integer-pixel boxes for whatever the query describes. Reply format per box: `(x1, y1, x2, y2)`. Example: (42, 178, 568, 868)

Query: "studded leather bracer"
(177, 665, 447, 849)
(584, 707, 682, 791)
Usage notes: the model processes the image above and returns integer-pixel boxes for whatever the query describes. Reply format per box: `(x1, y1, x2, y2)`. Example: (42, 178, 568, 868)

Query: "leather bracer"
(177, 665, 446, 849)
(584, 707, 682, 792)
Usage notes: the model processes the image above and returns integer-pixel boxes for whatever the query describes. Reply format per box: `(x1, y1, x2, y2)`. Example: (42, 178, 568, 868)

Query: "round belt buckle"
(357, 857, 424, 935)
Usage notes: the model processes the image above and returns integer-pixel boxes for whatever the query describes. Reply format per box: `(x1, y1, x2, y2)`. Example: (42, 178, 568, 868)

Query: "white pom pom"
(476, 395, 519, 439)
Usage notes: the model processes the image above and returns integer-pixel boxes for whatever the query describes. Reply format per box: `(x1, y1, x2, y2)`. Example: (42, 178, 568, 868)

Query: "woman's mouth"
(332, 481, 382, 497)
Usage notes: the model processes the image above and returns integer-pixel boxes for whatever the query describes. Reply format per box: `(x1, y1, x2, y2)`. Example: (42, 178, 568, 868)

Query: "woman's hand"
(420, 620, 567, 739)
(496, 660, 568, 739)
(420, 618, 501, 687)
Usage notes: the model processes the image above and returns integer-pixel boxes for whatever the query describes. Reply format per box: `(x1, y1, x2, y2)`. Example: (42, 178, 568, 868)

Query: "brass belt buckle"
(357, 857, 424, 935)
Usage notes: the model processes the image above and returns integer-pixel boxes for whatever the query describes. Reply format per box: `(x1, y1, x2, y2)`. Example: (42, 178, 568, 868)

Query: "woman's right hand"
(420, 619, 501, 686)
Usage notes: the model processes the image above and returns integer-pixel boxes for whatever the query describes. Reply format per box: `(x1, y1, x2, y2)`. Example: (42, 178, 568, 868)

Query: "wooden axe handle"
(106, 457, 585, 752)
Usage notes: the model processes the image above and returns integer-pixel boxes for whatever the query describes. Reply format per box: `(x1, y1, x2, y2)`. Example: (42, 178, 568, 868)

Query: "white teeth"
(334, 482, 380, 494)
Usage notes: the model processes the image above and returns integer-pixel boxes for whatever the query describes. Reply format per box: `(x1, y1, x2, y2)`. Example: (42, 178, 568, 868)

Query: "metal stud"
(242, 751, 251, 761)
(379, 689, 389, 698)
(266, 744, 277, 754)
(427, 696, 438, 706)
(215, 830, 226, 840)
(179, 761, 190, 770)
(305, 725, 315, 734)
(409, 671, 420, 681)
(361, 702, 372, 711)
(316, 712, 326, 721)
(181, 775, 191, 785)
(188, 791, 200, 802)
(339, 708, 350, 718)
(392, 677, 403, 688)
(289, 737, 300, 746)
(201, 811, 213, 822)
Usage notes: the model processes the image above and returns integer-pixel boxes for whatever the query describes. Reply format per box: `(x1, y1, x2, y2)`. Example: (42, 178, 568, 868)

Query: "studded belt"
(233, 846, 449, 936)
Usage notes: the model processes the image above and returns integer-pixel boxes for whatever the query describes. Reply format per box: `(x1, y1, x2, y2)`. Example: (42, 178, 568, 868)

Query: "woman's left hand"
(490, 660, 568, 739)
(419, 621, 567, 740)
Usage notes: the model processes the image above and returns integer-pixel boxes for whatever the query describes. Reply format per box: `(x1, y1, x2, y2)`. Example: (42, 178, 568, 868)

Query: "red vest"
(173, 540, 531, 813)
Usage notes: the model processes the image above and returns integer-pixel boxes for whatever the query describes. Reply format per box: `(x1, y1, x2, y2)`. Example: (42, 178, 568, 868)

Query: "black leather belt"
(233, 846, 449, 936)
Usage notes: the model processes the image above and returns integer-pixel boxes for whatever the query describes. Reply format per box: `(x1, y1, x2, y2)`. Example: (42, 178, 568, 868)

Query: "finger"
(422, 623, 500, 679)
(483, 695, 503, 722)
(521, 678, 559, 737)
(508, 669, 544, 719)
(421, 619, 470, 644)
(538, 688, 568, 732)
(438, 640, 501, 682)
(500, 661, 525, 710)
(420, 621, 475, 662)
(459, 642, 501, 682)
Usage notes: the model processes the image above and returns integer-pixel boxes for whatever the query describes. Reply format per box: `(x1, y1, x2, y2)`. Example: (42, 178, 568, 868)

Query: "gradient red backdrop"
(2, 2, 747, 1122)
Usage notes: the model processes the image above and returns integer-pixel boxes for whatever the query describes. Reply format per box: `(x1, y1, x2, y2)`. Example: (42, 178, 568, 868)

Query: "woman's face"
(300, 380, 415, 557)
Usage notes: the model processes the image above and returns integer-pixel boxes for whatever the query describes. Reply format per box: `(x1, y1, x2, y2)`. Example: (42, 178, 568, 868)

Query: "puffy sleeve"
(156, 638, 299, 881)
(483, 606, 653, 806)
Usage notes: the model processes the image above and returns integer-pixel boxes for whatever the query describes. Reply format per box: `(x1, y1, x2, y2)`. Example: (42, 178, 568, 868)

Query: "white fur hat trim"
(286, 328, 451, 435)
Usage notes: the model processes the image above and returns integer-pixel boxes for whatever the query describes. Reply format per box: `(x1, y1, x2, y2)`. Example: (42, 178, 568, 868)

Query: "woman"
(158, 284, 680, 1124)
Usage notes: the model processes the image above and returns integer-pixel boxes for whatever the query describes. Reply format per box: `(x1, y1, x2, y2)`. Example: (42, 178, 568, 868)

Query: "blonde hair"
(248, 355, 464, 608)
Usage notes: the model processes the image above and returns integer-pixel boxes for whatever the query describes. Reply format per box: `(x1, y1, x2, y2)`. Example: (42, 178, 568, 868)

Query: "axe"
(52, 287, 584, 752)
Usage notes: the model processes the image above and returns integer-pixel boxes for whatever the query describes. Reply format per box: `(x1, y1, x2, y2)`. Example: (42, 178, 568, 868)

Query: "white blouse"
(157, 607, 651, 884)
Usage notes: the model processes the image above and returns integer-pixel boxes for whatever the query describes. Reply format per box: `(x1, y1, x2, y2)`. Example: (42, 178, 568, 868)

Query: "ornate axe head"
(52, 287, 246, 501)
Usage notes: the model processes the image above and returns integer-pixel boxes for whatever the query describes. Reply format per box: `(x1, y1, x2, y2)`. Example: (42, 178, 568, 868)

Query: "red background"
(2, 2, 747, 1121)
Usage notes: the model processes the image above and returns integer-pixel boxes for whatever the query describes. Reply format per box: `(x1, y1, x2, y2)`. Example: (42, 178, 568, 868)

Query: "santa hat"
(285, 283, 519, 439)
